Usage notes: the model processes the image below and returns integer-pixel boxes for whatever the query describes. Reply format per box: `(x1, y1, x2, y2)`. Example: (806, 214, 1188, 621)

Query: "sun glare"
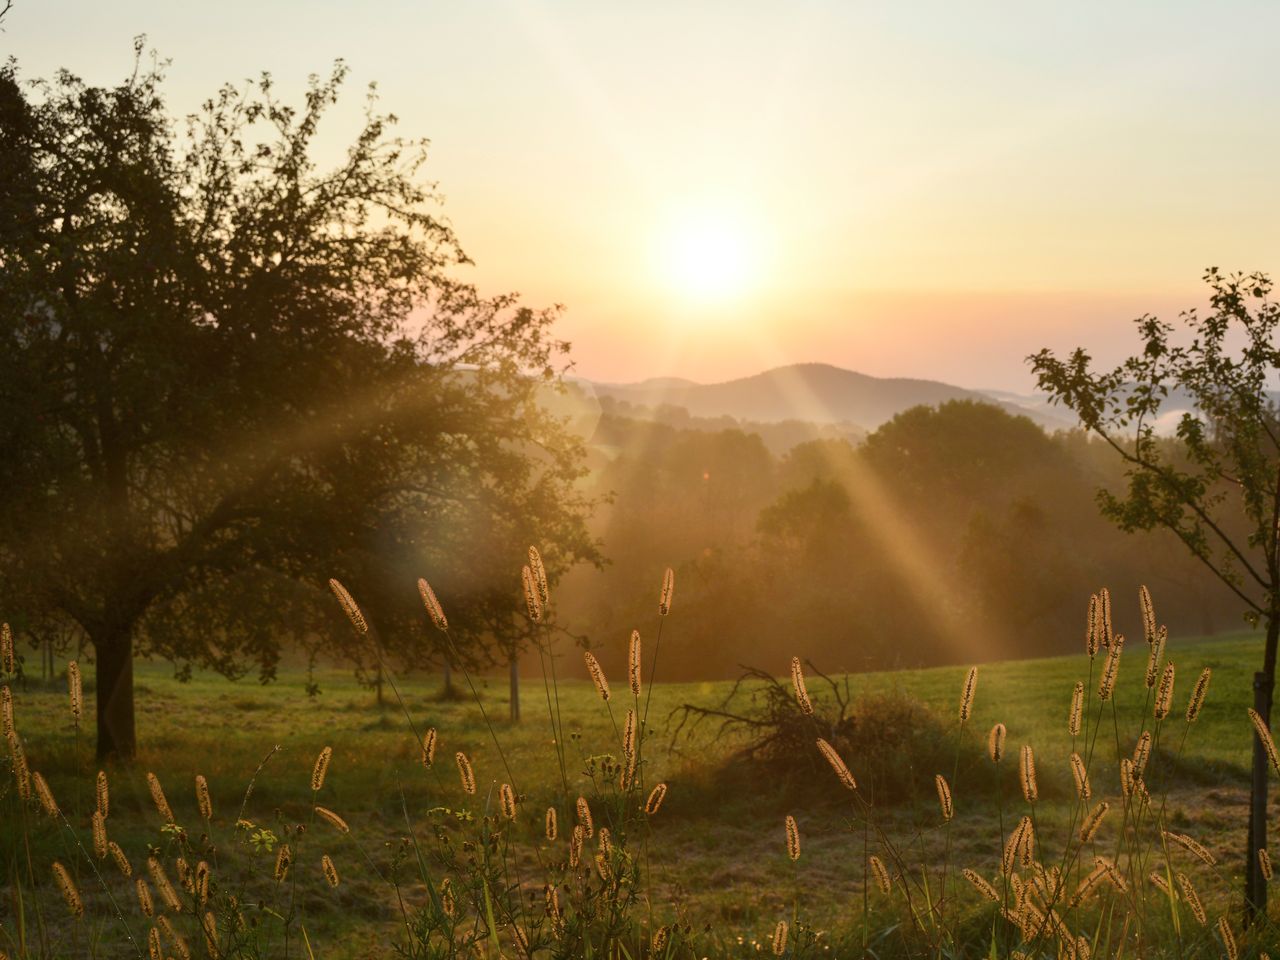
(661, 212, 759, 304)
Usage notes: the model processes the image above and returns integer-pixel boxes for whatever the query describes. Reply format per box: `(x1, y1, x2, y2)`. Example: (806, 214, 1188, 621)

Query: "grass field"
(4, 626, 1279, 957)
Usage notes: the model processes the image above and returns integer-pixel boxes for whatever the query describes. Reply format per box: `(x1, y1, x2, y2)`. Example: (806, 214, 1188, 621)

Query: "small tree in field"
(1030, 267, 1280, 923)
(0, 48, 598, 759)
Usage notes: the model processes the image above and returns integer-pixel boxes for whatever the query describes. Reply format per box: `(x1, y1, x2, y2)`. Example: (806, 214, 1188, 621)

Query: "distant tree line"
(566, 399, 1243, 681)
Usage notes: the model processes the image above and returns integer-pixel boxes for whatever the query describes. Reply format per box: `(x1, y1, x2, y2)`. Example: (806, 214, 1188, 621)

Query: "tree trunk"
(95, 632, 136, 761)
(509, 655, 520, 723)
(1246, 613, 1280, 927)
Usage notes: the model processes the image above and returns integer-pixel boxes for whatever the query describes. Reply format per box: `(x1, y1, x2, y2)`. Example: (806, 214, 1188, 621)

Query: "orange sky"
(10, 0, 1280, 389)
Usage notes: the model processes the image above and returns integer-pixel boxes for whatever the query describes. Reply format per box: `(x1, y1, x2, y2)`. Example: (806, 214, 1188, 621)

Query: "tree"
(0, 47, 598, 759)
(1030, 268, 1280, 923)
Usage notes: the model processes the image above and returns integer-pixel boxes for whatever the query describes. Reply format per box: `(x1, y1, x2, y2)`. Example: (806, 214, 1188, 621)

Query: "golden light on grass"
(109, 841, 131, 877)
(963, 868, 999, 902)
(328, 578, 368, 634)
(1187, 667, 1211, 722)
(52, 861, 83, 917)
(322, 853, 340, 887)
(1019, 745, 1037, 803)
(67, 660, 82, 722)
(1133, 730, 1152, 774)
(1079, 801, 1109, 842)
(959, 666, 977, 723)
(790, 656, 814, 715)
(869, 855, 891, 893)
(772, 920, 788, 957)
(1176, 872, 1207, 925)
(312, 745, 333, 792)
(1069, 682, 1083, 737)
(422, 728, 438, 767)
(1218, 917, 1238, 960)
(1155, 662, 1176, 720)
(645, 783, 668, 815)
(1085, 593, 1100, 657)
(455, 752, 476, 795)
(528, 546, 550, 605)
(629, 630, 642, 697)
(32, 771, 58, 817)
(521, 564, 543, 622)
(146, 772, 175, 823)
(784, 814, 800, 861)
(659, 567, 674, 616)
(1139, 584, 1156, 644)
(988, 722, 1005, 762)
(0, 622, 13, 674)
(1069, 751, 1091, 800)
(148, 857, 181, 911)
(500, 782, 518, 820)
(274, 843, 291, 882)
(136, 876, 154, 917)
(417, 578, 449, 631)
(315, 806, 351, 833)
(577, 796, 594, 837)
(92, 810, 107, 859)
(816, 737, 857, 789)
(584, 652, 610, 701)
(1163, 830, 1217, 866)
(1248, 708, 1280, 773)
(1098, 634, 1123, 701)
(935, 774, 953, 821)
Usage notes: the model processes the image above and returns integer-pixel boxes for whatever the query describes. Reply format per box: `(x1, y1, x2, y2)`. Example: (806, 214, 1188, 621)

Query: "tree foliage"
(0, 47, 599, 756)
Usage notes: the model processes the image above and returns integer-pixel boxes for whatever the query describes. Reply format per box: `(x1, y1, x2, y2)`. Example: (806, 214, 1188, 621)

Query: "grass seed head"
(629, 630, 641, 696)
(455, 752, 476, 795)
(52, 862, 83, 917)
(322, 853, 340, 887)
(92, 810, 107, 859)
(1187, 667, 1211, 722)
(784, 814, 801, 861)
(109, 841, 131, 877)
(96, 770, 109, 818)
(32, 771, 58, 817)
(1249, 708, 1280, 773)
(328, 578, 368, 634)
(935, 774, 954, 821)
(816, 737, 857, 789)
(1139, 584, 1156, 644)
(1155, 662, 1176, 720)
(545, 805, 558, 840)
(528, 546, 550, 605)
(0, 622, 12, 674)
(576, 796, 594, 837)
(790, 656, 814, 715)
(1019, 744, 1038, 803)
(1261, 847, 1273, 881)
(988, 722, 1006, 762)
(421, 728, 438, 767)
(772, 920, 788, 957)
(274, 843, 292, 882)
(500, 782, 517, 820)
(1069, 682, 1083, 737)
(1086, 593, 1100, 657)
(1176, 872, 1207, 925)
(584, 652, 610, 701)
(1098, 634, 1123, 701)
(136, 877, 154, 917)
(67, 660, 82, 722)
(869, 855, 892, 893)
(1218, 917, 1238, 960)
(1070, 752, 1091, 800)
(659, 567, 675, 616)
(1079, 801, 1109, 842)
(960, 666, 978, 723)
(521, 564, 543, 622)
(646, 782, 668, 815)
(311, 746, 333, 792)
(146, 772, 174, 823)
(964, 868, 1000, 902)
(315, 806, 351, 833)
(416, 578, 449, 631)
(1163, 830, 1217, 866)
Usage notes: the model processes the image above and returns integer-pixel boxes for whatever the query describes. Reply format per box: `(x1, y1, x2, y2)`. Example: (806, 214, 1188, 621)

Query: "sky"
(6, 1, 1280, 391)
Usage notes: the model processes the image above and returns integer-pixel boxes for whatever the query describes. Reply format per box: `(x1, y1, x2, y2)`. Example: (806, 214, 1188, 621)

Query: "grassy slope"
(3, 628, 1274, 955)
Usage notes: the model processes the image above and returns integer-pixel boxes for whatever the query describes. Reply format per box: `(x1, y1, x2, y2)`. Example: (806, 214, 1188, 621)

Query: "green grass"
(3, 628, 1278, 957)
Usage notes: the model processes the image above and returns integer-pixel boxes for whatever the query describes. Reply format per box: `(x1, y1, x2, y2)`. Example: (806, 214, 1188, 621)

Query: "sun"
(661, 211, 759, 304)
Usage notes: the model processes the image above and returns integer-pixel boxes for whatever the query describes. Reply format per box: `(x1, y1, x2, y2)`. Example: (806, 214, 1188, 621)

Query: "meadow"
(2, 592, 1279, 959)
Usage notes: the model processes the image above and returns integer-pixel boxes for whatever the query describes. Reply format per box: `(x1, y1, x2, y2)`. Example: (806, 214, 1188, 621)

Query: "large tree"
(0, 47, 598, 759)
(1031, 268, 1280, 924)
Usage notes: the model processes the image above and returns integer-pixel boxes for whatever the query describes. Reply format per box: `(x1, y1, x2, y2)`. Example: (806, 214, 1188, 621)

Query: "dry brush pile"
(1, 579, 1279, 958)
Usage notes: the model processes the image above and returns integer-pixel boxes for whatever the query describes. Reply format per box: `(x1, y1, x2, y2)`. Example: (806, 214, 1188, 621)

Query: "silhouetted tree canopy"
(0, 47, 599, 758)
